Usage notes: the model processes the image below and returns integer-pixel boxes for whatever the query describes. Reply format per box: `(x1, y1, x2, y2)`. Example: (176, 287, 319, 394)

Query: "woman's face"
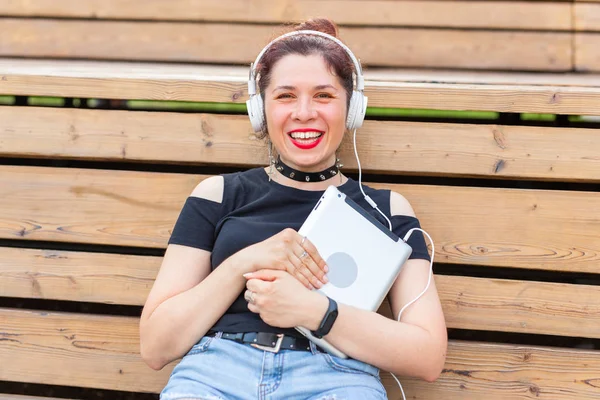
(264, 53, 348, 172)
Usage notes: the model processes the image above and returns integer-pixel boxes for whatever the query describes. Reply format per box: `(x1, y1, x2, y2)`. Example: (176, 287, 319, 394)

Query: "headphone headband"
(246, 29, 368, 133)
(248, 30, 364, 96)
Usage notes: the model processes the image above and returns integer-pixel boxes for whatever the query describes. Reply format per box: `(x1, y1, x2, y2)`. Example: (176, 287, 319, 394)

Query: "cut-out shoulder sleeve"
(168, 176, 226, 251)
(191, 176, 224, 203)
(389, 191, 431, 262)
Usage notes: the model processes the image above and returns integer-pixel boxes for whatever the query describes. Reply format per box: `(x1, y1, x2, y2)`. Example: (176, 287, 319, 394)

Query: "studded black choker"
(274, 156, 339, 182)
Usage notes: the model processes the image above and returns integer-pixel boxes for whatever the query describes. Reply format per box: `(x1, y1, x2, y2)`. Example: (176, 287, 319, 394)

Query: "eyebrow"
(272, 84, 338, 92)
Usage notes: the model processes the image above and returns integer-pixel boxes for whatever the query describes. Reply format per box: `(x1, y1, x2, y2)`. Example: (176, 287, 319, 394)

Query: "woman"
(140, 18, 447, 400)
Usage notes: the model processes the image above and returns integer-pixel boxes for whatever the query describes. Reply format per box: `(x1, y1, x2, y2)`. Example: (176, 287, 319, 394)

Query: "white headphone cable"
(352, 128, 392, 230)
(352, 126, 435, 399)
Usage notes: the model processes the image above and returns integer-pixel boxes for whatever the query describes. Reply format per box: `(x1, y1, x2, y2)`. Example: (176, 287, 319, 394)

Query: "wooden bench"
(2, 59, 600, 400)
(1, 1, 600, 399)
(0, 0, 599, 72)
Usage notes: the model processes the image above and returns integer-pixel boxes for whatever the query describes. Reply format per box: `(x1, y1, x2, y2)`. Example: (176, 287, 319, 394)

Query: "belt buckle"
(251, 333, 284, 353)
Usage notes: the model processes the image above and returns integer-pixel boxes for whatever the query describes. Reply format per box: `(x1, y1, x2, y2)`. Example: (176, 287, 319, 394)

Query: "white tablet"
(295, 185, 412, 358)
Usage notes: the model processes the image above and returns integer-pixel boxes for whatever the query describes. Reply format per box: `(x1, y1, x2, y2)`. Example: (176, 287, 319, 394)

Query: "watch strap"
(311, 296, 338, 339)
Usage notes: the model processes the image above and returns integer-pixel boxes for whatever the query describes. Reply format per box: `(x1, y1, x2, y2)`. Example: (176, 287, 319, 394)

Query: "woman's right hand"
(234, 228, 329, 290)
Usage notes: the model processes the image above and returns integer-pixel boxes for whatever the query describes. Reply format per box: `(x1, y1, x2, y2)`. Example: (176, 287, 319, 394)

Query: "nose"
(292, 96, 317, 122)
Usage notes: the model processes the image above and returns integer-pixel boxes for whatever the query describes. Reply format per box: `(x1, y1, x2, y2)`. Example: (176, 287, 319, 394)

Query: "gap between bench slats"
(0, 19, 572, 71)
(3, 61, 600, 114)
(1, 308, 599, 399)
(1, 107, 600, 182)
(1, 247, 599, 339)
(0, 0, 572, 31)
(0, 166, 598, 272)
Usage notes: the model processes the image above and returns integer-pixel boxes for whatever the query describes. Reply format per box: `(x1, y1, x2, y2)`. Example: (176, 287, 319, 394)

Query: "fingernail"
(243, 273, 252, 278)
(323, 275, 329, 284)
(309, 283, 315, 290)
(324, 265, 329, 273)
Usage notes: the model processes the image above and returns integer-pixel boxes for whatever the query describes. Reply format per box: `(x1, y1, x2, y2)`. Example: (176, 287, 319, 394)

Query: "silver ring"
(299, 250, 308, 260)
(245, 290, 256, 304)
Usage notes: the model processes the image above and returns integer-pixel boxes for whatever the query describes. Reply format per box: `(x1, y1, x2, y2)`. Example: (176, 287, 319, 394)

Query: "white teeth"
(290, 132, 323, 139)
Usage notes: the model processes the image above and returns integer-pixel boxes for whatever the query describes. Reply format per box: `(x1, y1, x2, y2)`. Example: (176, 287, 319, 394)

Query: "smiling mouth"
(288, 131, 324, 145)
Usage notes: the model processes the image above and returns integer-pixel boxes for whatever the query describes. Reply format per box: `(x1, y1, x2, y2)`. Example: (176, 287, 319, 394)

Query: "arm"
(140, 176, 247, 370)
(308, 191, 447, 380)
(140, 176, 329, 370)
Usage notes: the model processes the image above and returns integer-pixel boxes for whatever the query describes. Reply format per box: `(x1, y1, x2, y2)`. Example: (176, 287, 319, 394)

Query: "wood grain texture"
(0, 19, 572, 70)
(2, 59, 600, 114)
(0, 248, 159, 306)
(383, 341, 600, 400)
(3, 247, 600, 339)
(2, 107, 600, 182)
(2, 308, 600, 398)
(1, 166, 599, 272)
(0, 0, 572, 30)
(0, 395, 76, 400)
(574, 3, 600, 31)
(576, 33, 600, 72)
(437, 275, 600, 339)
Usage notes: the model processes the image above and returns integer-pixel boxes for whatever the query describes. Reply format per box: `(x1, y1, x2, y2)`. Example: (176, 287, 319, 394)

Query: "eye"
(276, 93, 294, 99)
(316, 93, 334, 99)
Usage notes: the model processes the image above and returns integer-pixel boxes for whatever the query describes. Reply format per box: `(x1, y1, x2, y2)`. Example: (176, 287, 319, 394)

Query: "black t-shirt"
(168, 167, 430, 338)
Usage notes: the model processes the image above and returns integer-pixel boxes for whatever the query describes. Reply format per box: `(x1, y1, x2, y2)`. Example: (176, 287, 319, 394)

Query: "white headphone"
(246, 30, 368, 133)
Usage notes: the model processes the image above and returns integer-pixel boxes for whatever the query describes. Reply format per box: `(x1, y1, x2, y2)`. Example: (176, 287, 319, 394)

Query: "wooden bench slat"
(0, 395, 77, 400)
(575, 33, 600, 72)
(2, 106, 600, 182)
(3, 59, 600, 115)
(0, 19, 572, 70)
(2, 308, 599, 399)
(0, 0, 572, 30)
(3, 247, 600, 339)
(2, 59, 598, 88)
(385, 340, 600, 400)
(0, 248, 158, 306)
(1, 166, 599, 272)
(575, 3, 600, 31)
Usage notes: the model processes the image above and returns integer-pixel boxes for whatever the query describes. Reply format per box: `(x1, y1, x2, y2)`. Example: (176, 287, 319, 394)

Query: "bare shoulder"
(390, 191, 416, 217)
(190, 176, 224, 203)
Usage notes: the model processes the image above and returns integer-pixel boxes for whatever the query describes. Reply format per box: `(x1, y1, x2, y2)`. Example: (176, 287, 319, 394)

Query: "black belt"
(209, 331, 311, 352)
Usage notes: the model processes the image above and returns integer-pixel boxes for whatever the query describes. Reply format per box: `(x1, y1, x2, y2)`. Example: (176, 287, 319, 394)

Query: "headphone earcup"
(246, 94, 266, 133)
(346, 91, 367, 130)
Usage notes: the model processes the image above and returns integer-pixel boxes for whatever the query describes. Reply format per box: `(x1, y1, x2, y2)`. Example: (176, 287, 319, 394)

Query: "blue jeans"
(160, 332, 388, 400)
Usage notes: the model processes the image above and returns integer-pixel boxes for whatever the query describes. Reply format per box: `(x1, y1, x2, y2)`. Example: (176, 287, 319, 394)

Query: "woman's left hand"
(244, 269, 327, 329)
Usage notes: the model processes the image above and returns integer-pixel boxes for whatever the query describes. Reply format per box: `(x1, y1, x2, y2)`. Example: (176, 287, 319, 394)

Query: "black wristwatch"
(311, 296, 338, 339)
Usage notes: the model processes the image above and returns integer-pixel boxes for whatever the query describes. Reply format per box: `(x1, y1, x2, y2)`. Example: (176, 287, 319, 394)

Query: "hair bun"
(294, 18, 339, 38)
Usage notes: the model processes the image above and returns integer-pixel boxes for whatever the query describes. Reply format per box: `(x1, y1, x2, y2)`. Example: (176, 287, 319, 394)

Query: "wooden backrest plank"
(0, 19, 572, 70)
(2, 107, 600, 182)
(1, 166, 599, 273)
(0, 0, 572, 30)
(2, 59, 599, 88)
(0, 395, 78, 400)
(386, 340, 600, 400)
(3, 247, 600, 339)
(576, 33, 600, 72)
(3, 60, 600, 114)
(2, 308, 599, 399)
(0, 248, 158, 306)
(438, 275, 600, 339)
(575, 3, 600, 31)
